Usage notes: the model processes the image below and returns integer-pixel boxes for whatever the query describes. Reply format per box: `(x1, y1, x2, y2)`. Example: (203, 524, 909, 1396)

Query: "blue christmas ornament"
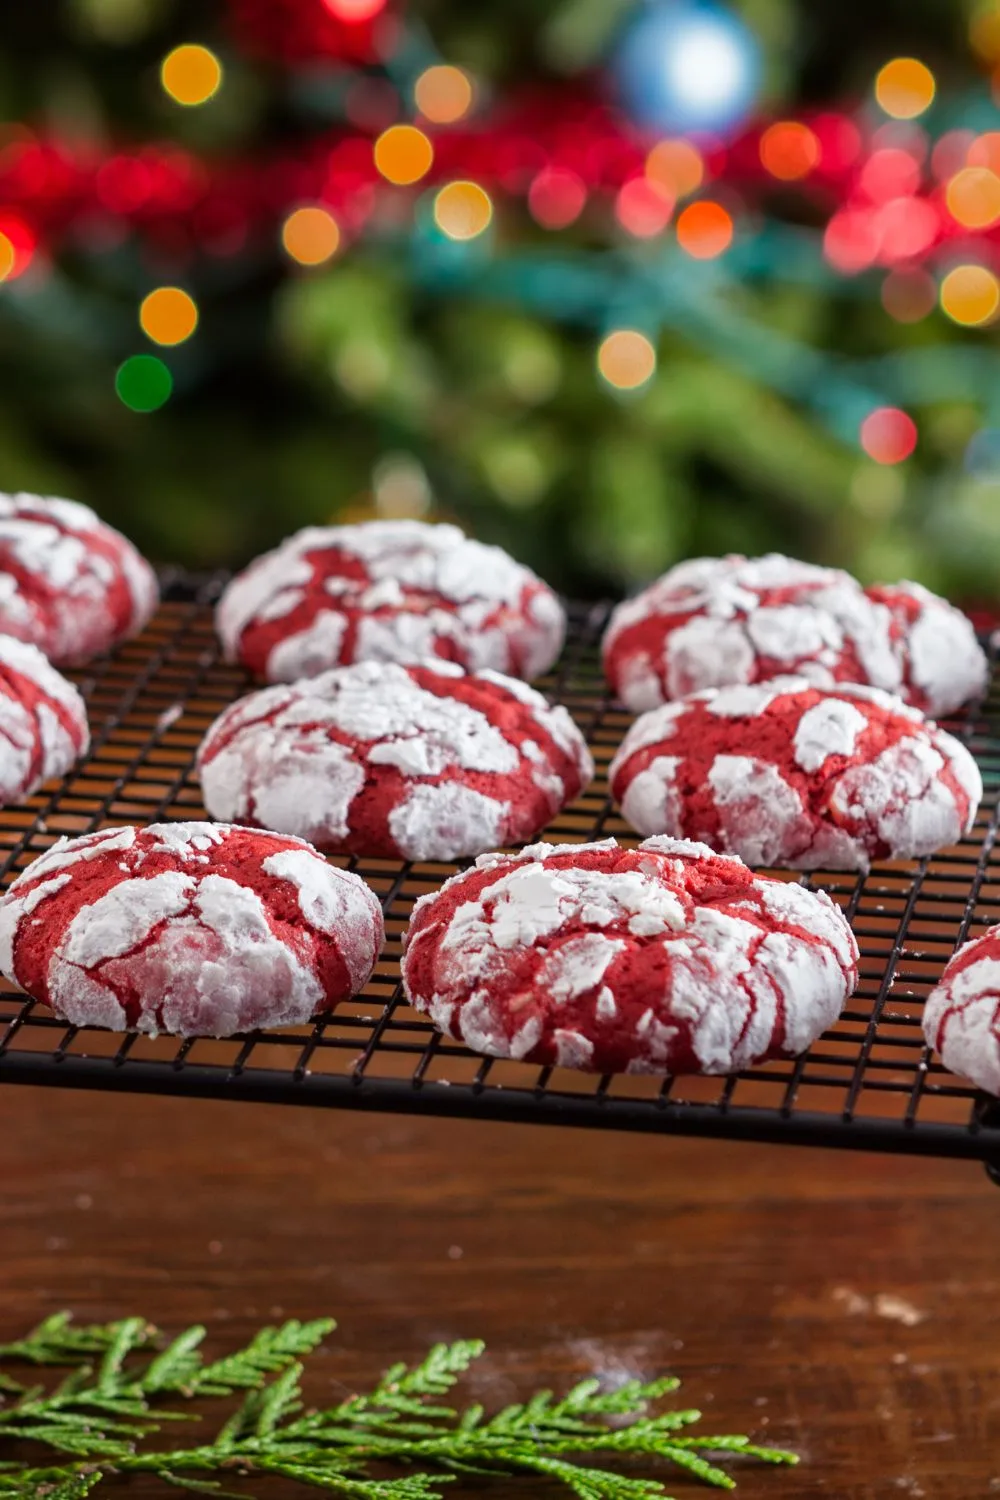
(614, 0, 762, 138)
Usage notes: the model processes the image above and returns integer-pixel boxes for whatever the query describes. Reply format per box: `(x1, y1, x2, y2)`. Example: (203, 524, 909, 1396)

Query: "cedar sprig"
(0, 1313, 797, 1498)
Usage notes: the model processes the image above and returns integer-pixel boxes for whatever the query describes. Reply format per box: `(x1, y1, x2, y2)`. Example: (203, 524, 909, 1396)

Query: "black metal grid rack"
(1, 572, 999, 1176)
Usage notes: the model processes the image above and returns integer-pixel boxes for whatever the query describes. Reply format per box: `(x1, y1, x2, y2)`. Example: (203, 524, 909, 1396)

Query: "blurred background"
(1, 0, 1000, 599)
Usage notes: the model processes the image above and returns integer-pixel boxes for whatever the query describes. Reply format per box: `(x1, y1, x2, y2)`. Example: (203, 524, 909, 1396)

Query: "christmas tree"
(0, 0, 998, 600)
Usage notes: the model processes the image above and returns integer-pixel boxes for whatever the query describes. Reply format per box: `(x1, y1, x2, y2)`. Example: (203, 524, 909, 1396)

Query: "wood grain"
(1, 1084, 998, 1497)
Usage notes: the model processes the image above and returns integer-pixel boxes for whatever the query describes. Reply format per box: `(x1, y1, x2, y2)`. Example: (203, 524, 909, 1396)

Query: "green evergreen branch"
(0, 1313, 798, 1497)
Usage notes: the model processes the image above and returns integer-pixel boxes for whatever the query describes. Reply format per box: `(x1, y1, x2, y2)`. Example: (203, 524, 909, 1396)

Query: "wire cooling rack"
(1, 571, 999, 1176)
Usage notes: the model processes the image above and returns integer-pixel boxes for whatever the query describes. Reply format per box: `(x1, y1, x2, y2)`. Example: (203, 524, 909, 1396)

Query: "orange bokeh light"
(676, 200, 733, 258)
(940, 264, 1000, 326)
(434, 181, 492, 239)
(374, 124, 433, 186)
(646, 138, 704, 198)
(874, 57, 935, 119)
(414, 65, 473, 124)
(282, 206, 341, 265)
(759, 121, 820, 181)
(597, 330, 656, 390)
(860, 407, 917, 464)
(946, 166, 1000, 228)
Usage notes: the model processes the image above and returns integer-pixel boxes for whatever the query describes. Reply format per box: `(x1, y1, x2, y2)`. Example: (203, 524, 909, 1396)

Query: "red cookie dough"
(0, 637, 89, 806)
(0, 493, 159, 664)
(402, 835, 859, 1075)
(603, 553, 987, 718)
(609, 680, 982, 871)
(197, 660, 593, 863)
(216, 520, 566, 684)
(0, 822, 384, 1037)
(924, 927, 1000, 1095)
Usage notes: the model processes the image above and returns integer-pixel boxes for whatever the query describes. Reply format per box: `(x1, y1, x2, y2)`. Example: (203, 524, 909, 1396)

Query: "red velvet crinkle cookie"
(402, 836, 859, 1075)
(602, 553, 987, 717)
(0, 493, 158, 664)
(0, 822, 384, 1037)
(609, 680, 982, 871)
(216, 520, 566, 684)
(0, 637, 89, 806)
(197, 660, 593, 863)
(923, 928, 1000, 1095)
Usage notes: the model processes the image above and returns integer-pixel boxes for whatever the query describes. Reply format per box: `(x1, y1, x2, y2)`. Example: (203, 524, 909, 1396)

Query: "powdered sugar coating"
(0, 636, 89, 806)
(401, 836, 859, 1075)
(197, 660, 592, 862)
(0, 822, 384, 1037)
(924, 927, 1000, 1095)
(0, 493, 158, 664)
(602, 553, 986, 716)
(217, 520, 566, 684)
(610, 680, 981, 871)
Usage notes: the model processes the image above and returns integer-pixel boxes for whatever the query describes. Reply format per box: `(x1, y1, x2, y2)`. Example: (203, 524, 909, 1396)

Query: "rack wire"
(1, 572, 999, 1176)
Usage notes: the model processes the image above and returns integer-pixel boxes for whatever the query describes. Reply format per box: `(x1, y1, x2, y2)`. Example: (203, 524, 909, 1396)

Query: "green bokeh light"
(115, 354, 172, 412)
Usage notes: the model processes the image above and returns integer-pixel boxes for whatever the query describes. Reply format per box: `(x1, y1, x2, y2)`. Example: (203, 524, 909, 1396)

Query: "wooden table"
(2, 1084, 998, 1497)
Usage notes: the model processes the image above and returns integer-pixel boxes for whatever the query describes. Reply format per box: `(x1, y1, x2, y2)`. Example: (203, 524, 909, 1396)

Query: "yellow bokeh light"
(970, 4, 1000, 62)
(646, 138, 704, 198)
(433, 181, 492, 240)
(597, 330, 656, 390)
(874, 57, 935, 119)
(160, 44, 222, 107)
(940, 264, 1000, 325)
(374, 124, 433, 186)
(139, 286, 198, 346)
(282, 206, 341, 265)
(0, 234, 14, 284)
(415, 65, 473, 125)
(946, 166, 1000, 228)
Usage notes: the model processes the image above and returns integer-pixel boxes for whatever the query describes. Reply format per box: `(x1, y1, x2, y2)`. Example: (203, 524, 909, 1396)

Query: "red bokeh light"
(823, 208, 879, 273)
(873, 196, 939, 264)
(615, 177, 673, 238)
(0, 214, 35, 278)
(857, 148, 922, 204)
(860, 407, 917, 464)
(322, 0, 386, 18)
(812, 113, 863, 176)
(528, 168, 587, 229)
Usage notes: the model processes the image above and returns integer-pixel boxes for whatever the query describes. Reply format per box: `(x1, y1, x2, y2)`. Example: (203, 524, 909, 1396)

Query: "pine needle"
(0, 1312, 798, 1497)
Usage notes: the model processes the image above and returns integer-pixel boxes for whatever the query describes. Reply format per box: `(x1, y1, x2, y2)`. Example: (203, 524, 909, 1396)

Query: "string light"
(597, 330, 656, 390)
(139, 287, 198, 346)
(759, 121, 819, 180)
(615, 177, 673, 237)
(940, 264, 1000, 325)
(433, 181, 492, 240)
(528, 169, 586, 229)
(646, 139, 703, 197)
(282, 206, 340, 265)
(860, 407, 917, 463)
(874, 58, 935, 119)
(676, 200, 733, 257)
(415, 65, 473, 124)
(881, 267, 936, 323)
(115, 354, 172, 412)
(945, 166, 1000, 228)
(160, 45, 222, 107)
(374, 124, 433, 186)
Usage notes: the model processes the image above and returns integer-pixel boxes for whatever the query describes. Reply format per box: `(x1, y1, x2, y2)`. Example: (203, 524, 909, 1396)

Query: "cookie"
(602, 553, 987, 717)
(0, 822, 384, 1037)
(197, 660, 593, 863)
(0, 637, 89, 806)
(609, 680, 982, 870)
(402, 835, 859, 1074)
(216, 520, 566, 684)
(923, 928, 1000, 1095)
(0, 493, 158, 664)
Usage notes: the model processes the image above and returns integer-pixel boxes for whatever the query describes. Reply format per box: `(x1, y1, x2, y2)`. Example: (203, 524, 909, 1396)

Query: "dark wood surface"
(1, 1084, 998, 1498)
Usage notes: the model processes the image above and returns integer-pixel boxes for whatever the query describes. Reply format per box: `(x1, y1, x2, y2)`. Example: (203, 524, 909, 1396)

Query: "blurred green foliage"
(0, 0, 997, 600)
